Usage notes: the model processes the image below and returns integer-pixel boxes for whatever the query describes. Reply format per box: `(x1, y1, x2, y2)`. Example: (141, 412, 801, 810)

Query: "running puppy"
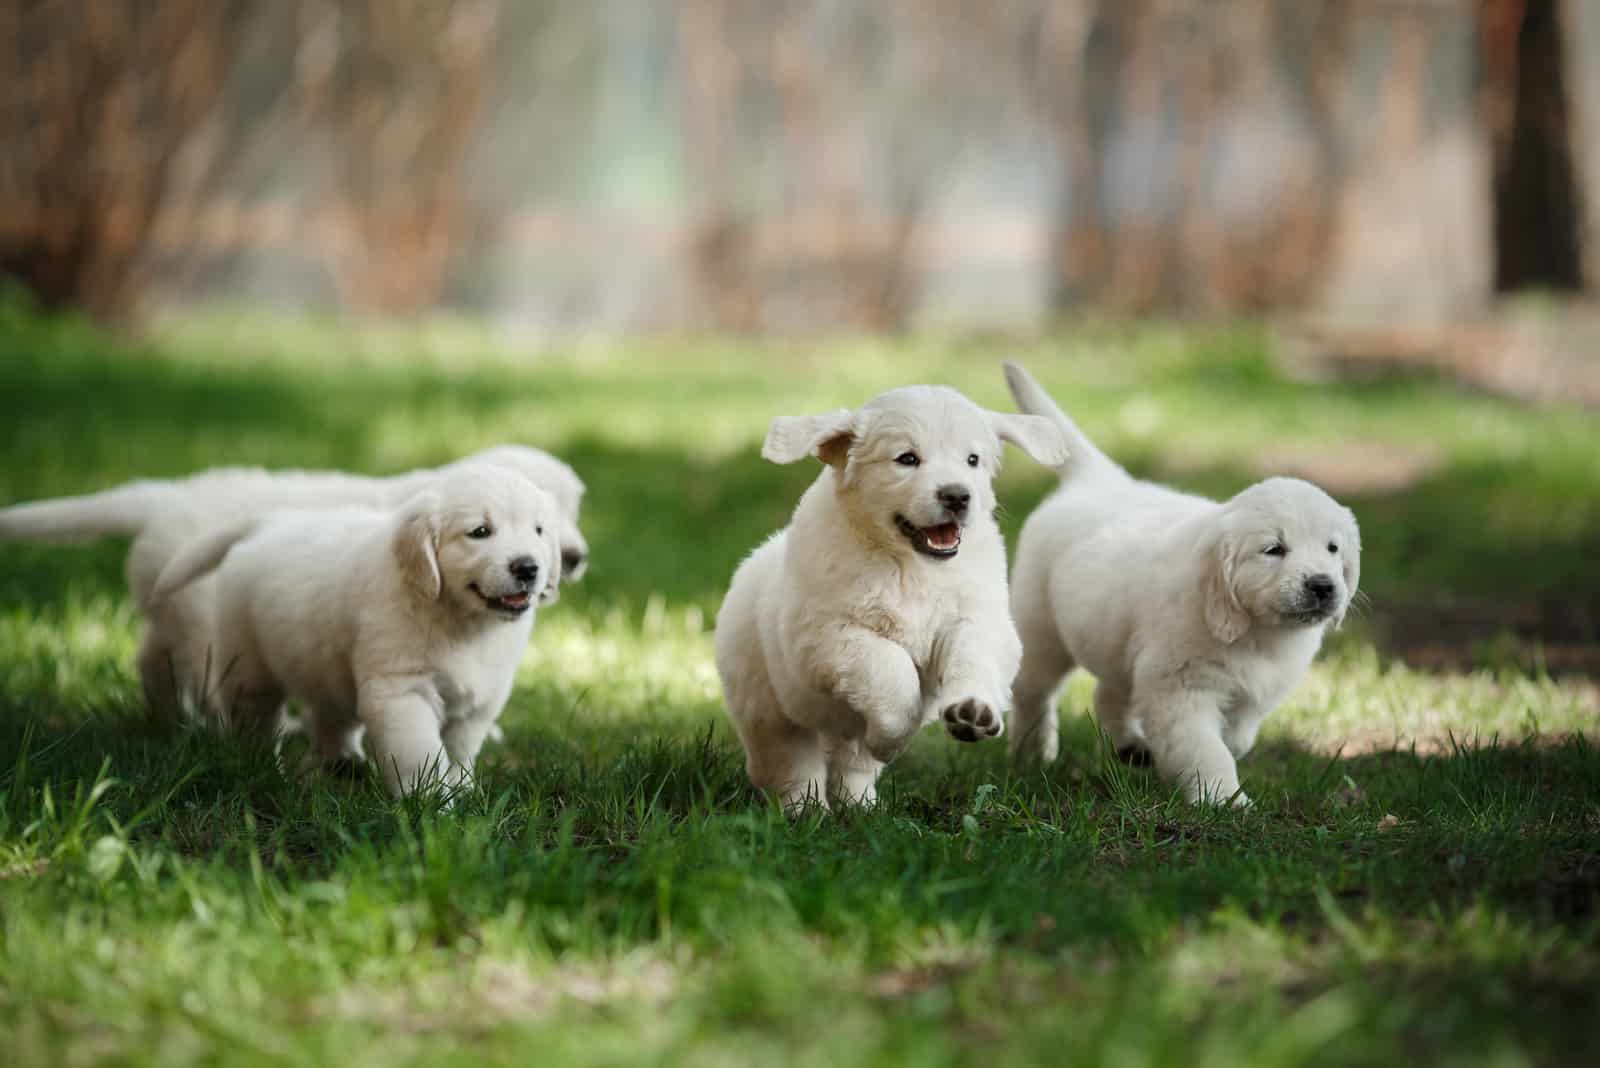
(1003, 362, 1360, 805)
(715, 385, 1067, 811)
(0, 445, 586, 719)
(150, 465, 562, 795)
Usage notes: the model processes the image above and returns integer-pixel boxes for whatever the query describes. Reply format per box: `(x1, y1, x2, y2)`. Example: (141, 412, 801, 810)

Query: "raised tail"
(150, 519, 259, 603)
(1002, 361, 1122, 483)
(0, 481, 174, 544)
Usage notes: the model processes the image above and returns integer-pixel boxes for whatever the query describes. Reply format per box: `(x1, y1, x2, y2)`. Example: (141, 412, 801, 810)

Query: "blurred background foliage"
(3, 0, 1600, 335)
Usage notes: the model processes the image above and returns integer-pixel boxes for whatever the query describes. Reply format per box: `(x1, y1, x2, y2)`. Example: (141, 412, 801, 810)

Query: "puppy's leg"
(930, 624, 1020, 745)
(1141, 691, 1250, 807)
(1093, 685, 1148, 766)
(441, 716, 498, 785)
(822, 629, 923, 764)
(139, 589, 214, 725)
(358, 683, 451, 796)
(136, 628, 186, 726)
(204, 629, 285, 742)
(745, 716, 829, 814)
(301, 709, 366, 772)
(825, 737, 883, 808)
(1222, 707, 1265, 761)
(1008, 636, 1072, 765)
(718, 621, 828, 810)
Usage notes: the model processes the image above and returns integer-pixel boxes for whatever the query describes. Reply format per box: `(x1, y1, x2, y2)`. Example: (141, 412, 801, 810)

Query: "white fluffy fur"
(151, 465, 562, 795)
(1003, 363, 1362, 805)
(714, 384, 1068, 811)
(0, 445, 586, 720)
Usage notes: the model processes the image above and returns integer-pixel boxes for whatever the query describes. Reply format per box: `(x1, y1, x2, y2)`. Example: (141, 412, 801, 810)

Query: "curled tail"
(0, 481, 177, 544)
(150, 519, 259, 603)
(1002, 361, 1123, 483)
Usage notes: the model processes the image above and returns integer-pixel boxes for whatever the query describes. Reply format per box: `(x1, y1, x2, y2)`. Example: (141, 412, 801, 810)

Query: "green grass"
(1, 298, 1598, 1066)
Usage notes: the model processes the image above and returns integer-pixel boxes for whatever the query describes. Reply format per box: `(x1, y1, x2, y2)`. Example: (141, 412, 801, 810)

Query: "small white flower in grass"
(86, 836, 126, 882)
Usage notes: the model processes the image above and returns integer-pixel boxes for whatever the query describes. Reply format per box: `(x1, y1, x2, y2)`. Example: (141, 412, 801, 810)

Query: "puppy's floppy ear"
(990, 412, 1068, 467)
(1334, 508, 1362, 628)
(1202, 531, 1250, 644)
(558, 516, 589, 581)
(392, 492, 443, 601)
(538, 514, 563, 605)
(762, 409, 856, 468)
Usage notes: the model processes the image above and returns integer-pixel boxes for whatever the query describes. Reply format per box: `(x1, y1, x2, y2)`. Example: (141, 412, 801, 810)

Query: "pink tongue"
(923, 523, 960, 550)
(501, 592, 530, 607)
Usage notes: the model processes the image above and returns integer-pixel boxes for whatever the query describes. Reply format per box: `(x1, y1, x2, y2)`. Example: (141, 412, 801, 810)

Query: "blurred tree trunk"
(1041, 0, 1501, 317)
(295, 0, 500, 316)
(0, 1, 242, 322)
(1039, 1, 1111, 312)
(674, 0, 932, 332)
(1481, 0, 1583, 292)
(674, 0, 759, 331)
(0, 0, 499, 323)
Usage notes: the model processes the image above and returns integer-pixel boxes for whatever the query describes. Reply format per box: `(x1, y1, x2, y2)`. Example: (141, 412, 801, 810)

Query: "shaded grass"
(1, 299, 1598, 1066)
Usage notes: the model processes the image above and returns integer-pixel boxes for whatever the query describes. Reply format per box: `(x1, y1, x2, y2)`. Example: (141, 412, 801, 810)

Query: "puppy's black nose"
(936, 484, 971, 516)
(1305, 574, 1336, 603)
(509, 556, 541, 584)
(561, 548, 587, 574)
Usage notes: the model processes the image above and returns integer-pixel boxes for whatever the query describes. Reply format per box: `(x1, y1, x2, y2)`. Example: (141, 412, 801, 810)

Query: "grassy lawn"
(1, 298, 1597, 1066)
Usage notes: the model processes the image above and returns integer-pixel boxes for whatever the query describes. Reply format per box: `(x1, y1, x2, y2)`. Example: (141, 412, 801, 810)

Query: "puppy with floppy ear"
(0, 443, 587, 725)
(1003, 362, 1361, 805)
(715, 383, 1068, 812)
(152, 465, 562, 795)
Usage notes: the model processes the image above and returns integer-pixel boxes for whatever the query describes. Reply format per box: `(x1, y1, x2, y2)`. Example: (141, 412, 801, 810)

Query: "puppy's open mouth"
(895, 515, 962, 559)
(471, 584, 532, 617)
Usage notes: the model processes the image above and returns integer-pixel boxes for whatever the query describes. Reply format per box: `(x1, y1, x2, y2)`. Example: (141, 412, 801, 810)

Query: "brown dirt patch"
(1376, 594, 1600, 677)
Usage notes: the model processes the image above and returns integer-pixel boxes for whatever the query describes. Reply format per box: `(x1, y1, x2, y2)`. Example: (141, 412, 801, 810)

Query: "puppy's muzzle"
(935, 483, 971, 518)
(471, 556, 542, 618)
(1293, 573, 1340, 621)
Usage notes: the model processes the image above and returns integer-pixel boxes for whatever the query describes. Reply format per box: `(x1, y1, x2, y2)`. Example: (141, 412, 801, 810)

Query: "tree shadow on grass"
(0, 690, 1595, 964)
(1011, 714, 1600, 922)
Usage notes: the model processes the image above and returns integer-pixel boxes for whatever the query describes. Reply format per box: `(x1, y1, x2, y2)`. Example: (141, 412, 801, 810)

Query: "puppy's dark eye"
(1262, 543, 1286, 557)
(967, 453, 980, 468)
(895, 452, 920, 467)
(467, 525, 493, 540)
(1327, 542, 1339, 554)
(536, 525, 544, 536)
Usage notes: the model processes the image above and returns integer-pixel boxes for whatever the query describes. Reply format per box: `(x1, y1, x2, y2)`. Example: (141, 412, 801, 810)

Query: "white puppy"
(714, 385, 1067, 811)
(0, 445, 587, 719)
(150, 465, 562, 795)
(1003, 363, 1361, 805)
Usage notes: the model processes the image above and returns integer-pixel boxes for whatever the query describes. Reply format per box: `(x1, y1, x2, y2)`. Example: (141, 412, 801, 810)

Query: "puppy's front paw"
(942, 696, 1001, 742)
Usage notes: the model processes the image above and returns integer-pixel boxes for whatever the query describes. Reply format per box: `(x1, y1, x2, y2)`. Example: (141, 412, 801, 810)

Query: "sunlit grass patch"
(1, 303, 1597, 1065)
